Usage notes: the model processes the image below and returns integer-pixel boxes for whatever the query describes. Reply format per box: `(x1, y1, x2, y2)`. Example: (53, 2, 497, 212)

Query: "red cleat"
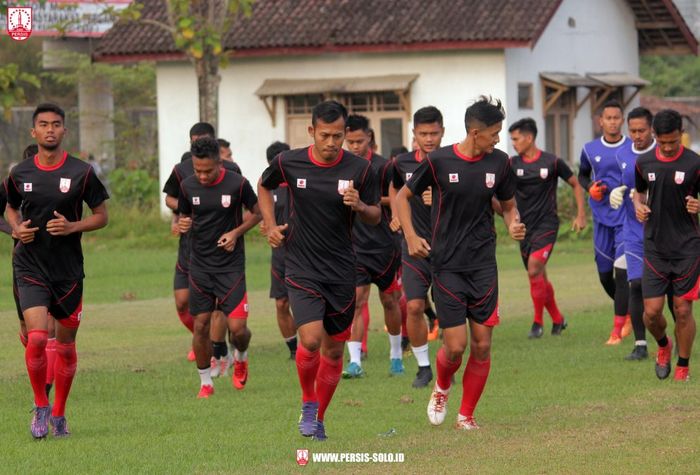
(197, 384, 214, 398)
(427, 320, 439, 341)
(674, 366, 690, 382)
(655, 340, 673, 380)
(187, 348, 196, 362)
(620, 316, 632, 338)
(232, 360, 248, 390)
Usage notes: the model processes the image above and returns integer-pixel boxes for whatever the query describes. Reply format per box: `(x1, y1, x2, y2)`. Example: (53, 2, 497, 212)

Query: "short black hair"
(266, 141, 290, 163)
(23, 144, 38, 161)
(217, 138, 230, 148)
(189, 122, 216, 139)
(32, 103, 65, 125)
(600, 100, 623, 115)
(190, 136, 221, 161)
(465, 95, 505, 131)
(391, 146, 408, 158)
(508, 117, 538, 138)
(413, 106, 443, 127)
(652, 109, 683, 136)
(312, 100, 348, 126)
(347, 114, 370, 133)
(627, 107, 653, 126)
(368, 127, 376, 147)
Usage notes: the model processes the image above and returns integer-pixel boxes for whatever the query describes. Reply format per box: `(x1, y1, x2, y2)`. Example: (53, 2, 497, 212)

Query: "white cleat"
(210, 357, 221, 378)
(427, 384, 450, 426)
(218, 353, 234, 377)
(455, 414, 480, 431)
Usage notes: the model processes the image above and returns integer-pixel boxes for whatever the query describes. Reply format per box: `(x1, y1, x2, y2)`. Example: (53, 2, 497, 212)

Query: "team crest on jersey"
(296, 449, 309, 466)
(23, 183, 32, 192)
(648, 173, 656, 182)
(273, 194, 278, 203)
(449, 173, 459, 183)
(594, 156, 601, 163)
(485, 173, 495, 189)
(621, 162, 627, 169)
(193, 197, 200, 205)
(516, 168, 524, 176)
(337, 179, 350, 195)
(59, 178, 71, 193)
(405, 172, 413, 181)
(297, 178, 306, 189)
(221, 194, 231, 208)
(675, 171, 685, 184)
(540, 168, 548, 179)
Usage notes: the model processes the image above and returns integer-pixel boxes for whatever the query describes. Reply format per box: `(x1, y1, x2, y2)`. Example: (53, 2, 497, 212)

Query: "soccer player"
(342, 114, 403, 378)
(178, 137, 261, 397)
(396, 96, 524, 430)
(579, 100, 631, 344)
(218, 138, 234, 162)
(259, 100, 380, 441)
(390, 106, 444, 388)
(264, 140, 298, 359)
(508, 118, 586, 338)
(6, 103, 109, 438)
(609, 107, 657, 360)
(634, 109, 700, 381)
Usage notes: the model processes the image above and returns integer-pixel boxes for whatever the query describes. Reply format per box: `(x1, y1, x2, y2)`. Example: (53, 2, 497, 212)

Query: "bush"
(109, 168, 159, 210)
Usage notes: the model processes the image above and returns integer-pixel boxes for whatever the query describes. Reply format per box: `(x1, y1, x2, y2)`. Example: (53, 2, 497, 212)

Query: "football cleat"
(197, 384, 214, 399)
(528, 322, 544, 339)
(412, 366, 433, 388)
(655, 340, 673, 380)
(427, 384, 450, 425)
(50, 416, 70, 438)
(389, 358, 405, 376)
(232, 360, 248, 390)
(342, 362, 365, 379)
(674, 366, 689, 382)
(455, 414, 480, 431)
(298, 401, 318, 437)
(624, 345, 648, 361)
(551, 319, 568, 336)
(30, 405, 51, 439)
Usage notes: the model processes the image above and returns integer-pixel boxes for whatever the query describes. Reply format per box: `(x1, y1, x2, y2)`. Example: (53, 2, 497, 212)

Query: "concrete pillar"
(78, 74, 115, 171)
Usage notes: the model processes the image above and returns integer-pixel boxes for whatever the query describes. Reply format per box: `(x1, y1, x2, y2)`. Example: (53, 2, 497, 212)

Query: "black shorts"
(519, 224, 558, 268)
(643, 255, 700, 300)
(173, 262, 189, 291)
(189, 269, 248, 318)
(12, 268, 23, 321)
(285, 276, 355, 341)
(401, 248, 432, 301)
(16, 274, 83, 329)
(432, 267, 500, 329)
(270, 250, 287, 300)
(356, 248, 400, 292)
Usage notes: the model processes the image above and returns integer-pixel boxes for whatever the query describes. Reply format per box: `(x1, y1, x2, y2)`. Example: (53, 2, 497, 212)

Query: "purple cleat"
(31, 406, 51, 439)
(50, 416, 71, 438)
(313, 420, 327, 441)
(298, 401, 318, 437)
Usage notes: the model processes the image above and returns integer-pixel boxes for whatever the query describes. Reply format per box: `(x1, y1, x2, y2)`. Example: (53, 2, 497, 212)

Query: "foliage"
(0, 63, 40, 120)
(108, 168, 160, 210)
(640, 55, 700, 97)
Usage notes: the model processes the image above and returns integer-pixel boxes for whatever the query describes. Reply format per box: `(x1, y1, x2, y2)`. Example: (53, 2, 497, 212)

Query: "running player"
(178, 137, 261, 397)
(343, 114, 403, 378)
(6, 103, 109, 438)
(396, 96, 525, 430)
(390, 106, 444, 388)
(579, 100, 631, 344)
(634, 109, 700, 381)
(508, 118, 586, 338)
(609, 107, 656, 360)
(218, 138, 233, 162)
(259, 100, 380, 441)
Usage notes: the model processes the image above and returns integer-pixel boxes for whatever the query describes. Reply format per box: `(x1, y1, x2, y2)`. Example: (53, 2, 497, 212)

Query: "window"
(543, 89, 574, 163)
(518, 83, 533, 109)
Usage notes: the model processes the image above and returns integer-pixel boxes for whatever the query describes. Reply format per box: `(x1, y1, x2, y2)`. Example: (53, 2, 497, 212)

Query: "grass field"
(0, 235, 698, 474)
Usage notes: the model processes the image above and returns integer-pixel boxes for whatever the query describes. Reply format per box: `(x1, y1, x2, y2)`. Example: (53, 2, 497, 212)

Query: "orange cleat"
(427, 320, 439, 341)
(232, 360, 248, 390)
(187, 348, 196, 362)
(620, 316, 632, 338)
(674, 366, 689, 382)
(197, 384, 214, 399)
(605, 332, 622, 345)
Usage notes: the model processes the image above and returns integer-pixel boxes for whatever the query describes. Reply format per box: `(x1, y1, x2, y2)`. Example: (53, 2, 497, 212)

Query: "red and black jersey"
(178, 167, 257, 273)
(635, 146, 700, 258)
(392, 150, 431, 241)
(271, 181, 289, 262)
(353, 151, 394, 254)
(406, 144, 516, 272)
(260, 146, 379, 283)
(510, 151, 573, 229)
(7, 152, 109, 281)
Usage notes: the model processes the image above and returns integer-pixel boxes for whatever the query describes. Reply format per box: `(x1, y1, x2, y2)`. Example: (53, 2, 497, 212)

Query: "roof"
(628, 0, 698, 55)
(255, 75, 418, 97)
(641, 95, 700, 116)
(94, 0, 563, 61)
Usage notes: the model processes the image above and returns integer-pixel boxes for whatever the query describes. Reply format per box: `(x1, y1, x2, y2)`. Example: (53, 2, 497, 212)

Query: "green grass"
(0, 238, 698, 474)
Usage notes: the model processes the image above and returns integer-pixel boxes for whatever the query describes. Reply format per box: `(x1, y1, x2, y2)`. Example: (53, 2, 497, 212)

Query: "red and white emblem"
(24, 182, 32, 192)
(675, 171, 685, 184)
(449, 173, 459, 183)
(540, 168, 548, 179)
(296, 449, 309, 466)
(221, 194, 231, 208)
(337, 179, 350, 195)
(59, 178, 71, 193)
(7, 7, 32, 41)
(296, 178, 306, 189)
(193, 196, 200, 205)
(405, 172, 413, 181)
(485, 173, 495, 189)
(516, 168, 524, 176)
(648, 173, 656, 182)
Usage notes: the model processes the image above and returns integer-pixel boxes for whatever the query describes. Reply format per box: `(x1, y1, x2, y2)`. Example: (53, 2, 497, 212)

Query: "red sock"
(19, 331, 28, 348)
(459, 354, 491, 418)
(25, 330, 49, 407)
(613, 315, 626, 337)
(399, 294, 408, 337)
(177, 310, 195, 333)
(436, 346, 462, 390)
(46, 338, 57, 386)
(52, 342, 78, 417)
(544, 281, 564, 324)
(295, 345, 320, 403)
(529, 274, 547, 325)
(361, 303, 370, 353)
(316, 355, 342, 422)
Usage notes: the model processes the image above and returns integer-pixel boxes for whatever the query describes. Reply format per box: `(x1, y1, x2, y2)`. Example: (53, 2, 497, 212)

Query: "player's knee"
(193, 318, 209, 335)
(444, 342, 466, 359)
(673, 304, 692, 323)
(299, 335, 322, 353)
(406, 300, 424, 317)
(27, 330, 48, 348)
(470, 340, 491, 360)
(379, 295, 399, 313)
(275, 298, 290, 314)
(175, 300, 188, 314)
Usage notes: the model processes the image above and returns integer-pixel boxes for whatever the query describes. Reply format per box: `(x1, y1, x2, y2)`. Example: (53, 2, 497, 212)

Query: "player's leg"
(403, 256, 432, 387)
(222, 282, 250, 390)
(526, 252, 547, 339)
(46, 316, 56, 397)
(612, 255, 630, 342)
(624, 242, 647, 360)
(360, 299, 370, 358)
(425, 297, 439, 340)
(22, 305, 52, 438)
(174, 283, 195, 361)
(209, 310, 231, 378)
(276, 297, 297, 359)
(379, 287, 403, 375)
(593, 221, 616, 299)
(672, 297, 695, 381)
(457, 320, 493, 430)
(51, 305, 81, 438)
(314, 331, 346, 441)
(642, 255, 674, 379)
(344, 283, 370, 378)
(189, 272, 216, 397)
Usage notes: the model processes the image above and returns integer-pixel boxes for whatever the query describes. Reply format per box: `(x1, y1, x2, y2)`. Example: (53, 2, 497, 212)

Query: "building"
(94, 0, 697, 212)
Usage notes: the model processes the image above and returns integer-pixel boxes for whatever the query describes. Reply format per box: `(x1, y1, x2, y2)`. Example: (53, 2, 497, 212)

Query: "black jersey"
(260, 146, 379, 283)
(6, 152, 109, 281)
(510, 151, 573, 229)
(271, 182, 290, 261)
(635, 146, 700, 259)
(392, 150, 431, 241)
(406, 144, 516, 272)
(178, 167, 257, 273)
(353, 151, 394, 254)
(0, 177, 7, 215)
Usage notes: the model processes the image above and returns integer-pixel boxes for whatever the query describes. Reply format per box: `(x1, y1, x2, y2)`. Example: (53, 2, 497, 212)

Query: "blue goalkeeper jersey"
(616, 140, 655, 244)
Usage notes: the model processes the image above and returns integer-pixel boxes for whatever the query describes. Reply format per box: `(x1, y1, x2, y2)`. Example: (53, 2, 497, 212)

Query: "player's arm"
(577, 149, 593, 191)
(566, 176, 587, 231)
(46, 202, 108, 236)
(258, 157, 288, 248)
(491, 197, 503, 217)
(176, 191, 192, 234)
(343, 179, 380, 225)
(499, 198, 526, 241)
(388, 184, 401, 232)
(6, 205, 39, 243)
(218, 181, 262, 252)
(633, 164, 650, 223)
(396, 185, 430, 258)
(165, 195, 178, 211)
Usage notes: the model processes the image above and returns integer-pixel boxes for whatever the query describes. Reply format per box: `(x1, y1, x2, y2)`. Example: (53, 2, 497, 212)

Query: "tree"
(120, 0, 254, 130)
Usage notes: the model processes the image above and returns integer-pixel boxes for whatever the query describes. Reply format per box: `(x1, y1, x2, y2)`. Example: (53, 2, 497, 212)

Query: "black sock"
(424, 306, 436, 321)
(212, 341, 228, 359)
(657, 335, 669, 348)
(677, 357, 689, 367)
(286, 336, 297, 353)
(598, 271, 615, 300)
(629, 279, 646, 341)
(613, 268, 628, 315)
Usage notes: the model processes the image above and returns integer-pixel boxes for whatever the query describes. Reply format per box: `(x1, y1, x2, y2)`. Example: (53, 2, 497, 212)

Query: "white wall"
(504, 0, 640, 163)
(156, 49, 507, 212)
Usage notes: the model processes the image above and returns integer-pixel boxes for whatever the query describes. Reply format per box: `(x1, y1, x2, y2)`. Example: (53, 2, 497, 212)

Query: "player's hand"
(266, 223, 288, 248)
(571, 213, 587, 232)
(635, 203, 651, 223)
(170, 217, 180, 237)
(46, 211, 75, 236)
(686, 195, 700, 214)
(406, 233, 430, 258)
(217, 230, 238, 252)
(343, 180, 364, 211)
(178, 216, 192, 234)
(509, 216, 526, 241)
(259, 221, 267, 235)
(609, 185, 627, 210)
(15, 219, 39, 243)
(422, 187, 432, 206)
(389, 216, 402, 232)
(588, 180, 608, 202)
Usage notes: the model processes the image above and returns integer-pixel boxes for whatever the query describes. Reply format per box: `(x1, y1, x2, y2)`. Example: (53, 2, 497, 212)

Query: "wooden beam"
(396, 90, 411, 115)
(622, 86, 644, 110)
(260, 96, 277, 127)
(591, 87, 615, 114)
(575, 88, 593, 114)
(636, 21, 676, 29)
